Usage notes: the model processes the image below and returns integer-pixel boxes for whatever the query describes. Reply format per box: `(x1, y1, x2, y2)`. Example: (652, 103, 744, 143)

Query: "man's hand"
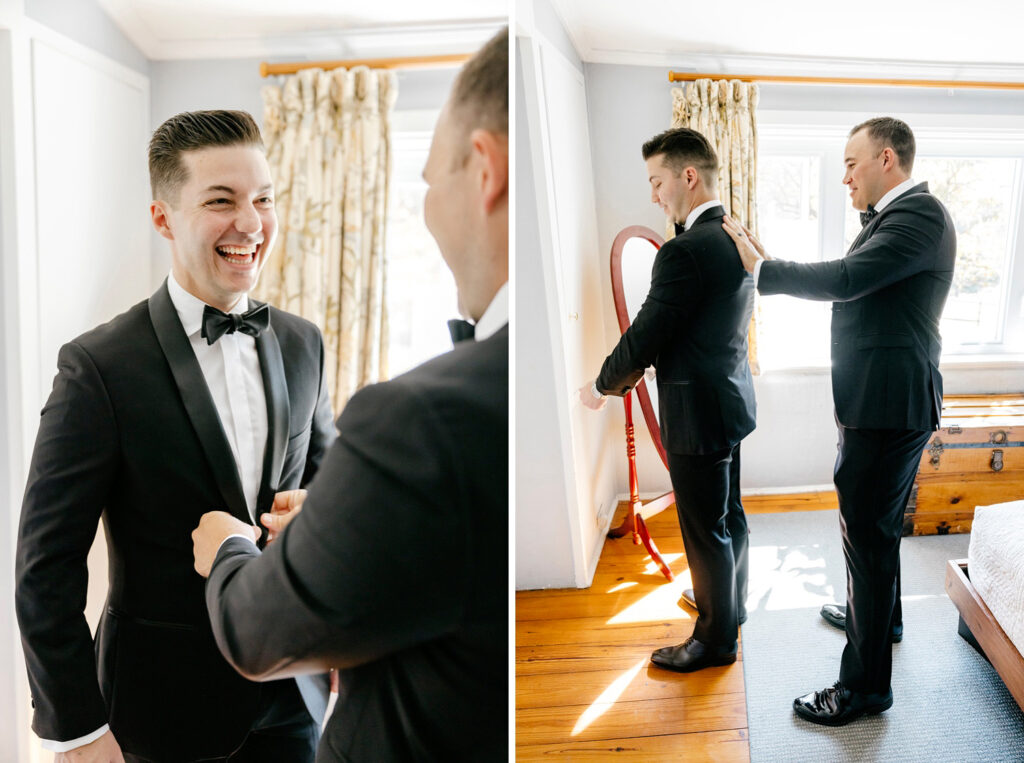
(192, 511, 260, 578)
(55, 729, 124, 762)
(578, 381, 607, 411)
(722, 214, 769, 274)
(260, 489, 308, 544)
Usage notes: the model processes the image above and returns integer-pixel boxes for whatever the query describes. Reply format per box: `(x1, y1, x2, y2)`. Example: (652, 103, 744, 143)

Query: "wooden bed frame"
(945, 559, 1024, 713)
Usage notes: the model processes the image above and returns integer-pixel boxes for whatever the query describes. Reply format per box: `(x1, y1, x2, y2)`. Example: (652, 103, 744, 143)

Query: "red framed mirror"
(607, 225, 676, 581)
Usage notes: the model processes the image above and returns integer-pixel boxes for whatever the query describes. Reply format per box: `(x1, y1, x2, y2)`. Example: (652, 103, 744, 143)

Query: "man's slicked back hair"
(450, 26, 508, 137)
(642, 127, 718, 186)
(149, 109, 264, 203)
(849, 116, 916, 173)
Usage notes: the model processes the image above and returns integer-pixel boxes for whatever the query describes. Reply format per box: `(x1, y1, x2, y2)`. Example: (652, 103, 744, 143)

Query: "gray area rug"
(742, 509, 1024, 763)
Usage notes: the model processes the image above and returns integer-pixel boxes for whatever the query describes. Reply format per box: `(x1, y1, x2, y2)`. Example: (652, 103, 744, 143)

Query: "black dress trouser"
(124, 679, 319, 763)
(666, 443, 749, 648)
(834, 425, 932, 695)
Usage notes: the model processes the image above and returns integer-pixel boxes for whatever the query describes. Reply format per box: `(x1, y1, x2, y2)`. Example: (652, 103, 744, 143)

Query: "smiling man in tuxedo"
(16, 110, 335, 762)
(191, 27, 508, 763)
(579, 127, 756, 674)
(723, 116, 956, 726)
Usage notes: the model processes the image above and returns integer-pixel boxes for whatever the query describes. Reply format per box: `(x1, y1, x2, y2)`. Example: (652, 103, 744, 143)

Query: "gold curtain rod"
(261, 53, 470, 78)
(667, 70, 1024, 91)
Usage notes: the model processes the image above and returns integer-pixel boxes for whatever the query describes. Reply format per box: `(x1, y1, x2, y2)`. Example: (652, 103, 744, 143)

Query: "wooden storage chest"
(904, 394, 1024, 536)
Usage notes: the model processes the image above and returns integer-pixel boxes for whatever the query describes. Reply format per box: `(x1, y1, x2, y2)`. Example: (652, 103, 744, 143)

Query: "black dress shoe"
(679, 588, 748, 625)
(793, 681, 893, 726)
(650, 636, 737, 673)
(820, 603, 903, 643)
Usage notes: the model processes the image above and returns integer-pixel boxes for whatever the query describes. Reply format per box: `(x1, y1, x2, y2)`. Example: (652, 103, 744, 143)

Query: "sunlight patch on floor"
(746, 545, 836, 611)
(570, 658, 647, 737)
(606, 580, 639, 593)
(641, 552, 684, 575)
(606, 572, 693, 624)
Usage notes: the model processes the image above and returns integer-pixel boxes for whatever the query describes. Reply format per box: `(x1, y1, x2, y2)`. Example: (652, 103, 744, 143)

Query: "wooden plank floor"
(515, 491, 837, 760)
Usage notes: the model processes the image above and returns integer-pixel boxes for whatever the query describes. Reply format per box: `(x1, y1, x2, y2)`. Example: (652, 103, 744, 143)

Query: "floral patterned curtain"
(258, 66, 398, 409)
(671, 79, 761, 374)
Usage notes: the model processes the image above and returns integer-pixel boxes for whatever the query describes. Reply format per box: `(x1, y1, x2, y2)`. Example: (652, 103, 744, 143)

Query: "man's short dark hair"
(642, 128, 718, 186)
(849, 116, 916, 173)
(451, 26, 508, 136)
(149, 110, 264, 203)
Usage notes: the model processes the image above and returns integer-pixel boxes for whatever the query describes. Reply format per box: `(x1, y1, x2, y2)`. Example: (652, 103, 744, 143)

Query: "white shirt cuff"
(217, 533, 259, 556)
(40, 724, 109, 752)
(591, 382, 605, 399)
(753, 258, 764, 287)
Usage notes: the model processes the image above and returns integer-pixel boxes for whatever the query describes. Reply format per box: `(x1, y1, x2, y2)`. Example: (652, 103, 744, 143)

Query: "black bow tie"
(860, 205, 878, 227)
(447, 318, 475, 345)
(201, 303, 270, 345)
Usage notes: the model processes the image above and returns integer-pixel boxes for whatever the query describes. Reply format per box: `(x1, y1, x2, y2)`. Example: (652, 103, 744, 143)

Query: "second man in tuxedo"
(580, 127, 756, 672)
(723, 116, 957, 726)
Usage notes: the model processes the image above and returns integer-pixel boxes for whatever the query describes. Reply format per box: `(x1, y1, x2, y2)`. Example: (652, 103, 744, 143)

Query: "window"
(756, 119, 1024, 369)
(386, 114, 459, 377)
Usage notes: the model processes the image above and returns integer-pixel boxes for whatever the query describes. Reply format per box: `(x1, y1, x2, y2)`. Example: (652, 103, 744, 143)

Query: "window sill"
(939, 354, 1024, 371)
(757, 354, 1024, 376)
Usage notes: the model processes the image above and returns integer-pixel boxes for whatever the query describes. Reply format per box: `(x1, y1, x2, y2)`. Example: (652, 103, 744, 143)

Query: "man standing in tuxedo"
(579, 127, 756, 673)
(723, 117, 956, 726)
(16, 110, 335, 761)
(191, 27, 508, 762)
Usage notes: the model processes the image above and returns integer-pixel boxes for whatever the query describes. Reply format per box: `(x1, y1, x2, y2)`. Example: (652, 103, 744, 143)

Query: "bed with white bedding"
(946, 499, 1024, 713)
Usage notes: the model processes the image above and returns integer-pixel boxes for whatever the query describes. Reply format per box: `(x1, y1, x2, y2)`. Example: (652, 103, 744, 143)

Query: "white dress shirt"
(43, 274, 269, 753)
(682, 199, 724, 232)
(753, 178, 917, 286)
(473, 281, 509, 341)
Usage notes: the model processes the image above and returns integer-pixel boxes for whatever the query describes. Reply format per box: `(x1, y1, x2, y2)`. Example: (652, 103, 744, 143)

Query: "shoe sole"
(650, 653, 737, 673)
(793, 696, 894, 727)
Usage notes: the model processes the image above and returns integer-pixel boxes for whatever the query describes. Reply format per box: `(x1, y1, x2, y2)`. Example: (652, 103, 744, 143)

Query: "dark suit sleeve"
(205, 377, 466, 679)
(596, 242, 702, 395)
(758, 202, 946, 302)
(301, 331, 336, 487)
(15, 342, 116, 741)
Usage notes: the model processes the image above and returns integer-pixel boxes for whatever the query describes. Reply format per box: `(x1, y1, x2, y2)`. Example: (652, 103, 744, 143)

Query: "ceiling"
(97, 0, 508, 60)
(548, 0, 1024, 81)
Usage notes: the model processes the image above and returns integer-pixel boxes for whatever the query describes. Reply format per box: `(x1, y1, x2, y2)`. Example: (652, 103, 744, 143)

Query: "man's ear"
(151, 200, 174, 241)
(881, 147, 897, 172)
(685, 166, 700, 189)
(469, 128, 508, 214)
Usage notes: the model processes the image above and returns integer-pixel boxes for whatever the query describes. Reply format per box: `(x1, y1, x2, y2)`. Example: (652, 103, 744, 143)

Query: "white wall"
(25, 0, 148, 75)
(1, 2, 152, 757)
(515, 0, 619, 590)
(514, 39, 577, 588)
(583, 61, 1024, 495)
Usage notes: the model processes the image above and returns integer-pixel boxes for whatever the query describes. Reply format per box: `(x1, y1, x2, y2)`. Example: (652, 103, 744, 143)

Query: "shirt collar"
(874, 177, 917, 214)
(166, 271, 249, 338)
(473, 281, 508, 341)
(683, 200, 724, 232)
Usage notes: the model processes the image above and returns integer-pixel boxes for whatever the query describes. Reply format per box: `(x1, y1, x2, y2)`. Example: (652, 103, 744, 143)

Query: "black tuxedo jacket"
(597, 206, 756, 455)
(205, 325, 509, 762)
(15, 281, 335, 760)
(758, 182, 956, 430)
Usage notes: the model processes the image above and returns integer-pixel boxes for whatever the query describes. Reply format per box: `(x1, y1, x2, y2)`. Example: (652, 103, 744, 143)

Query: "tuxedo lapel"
(848, 220, 876, 254)
(254, 311, 289, 518)
(148, 281, 249, 523)
(847, 182, 930, 255)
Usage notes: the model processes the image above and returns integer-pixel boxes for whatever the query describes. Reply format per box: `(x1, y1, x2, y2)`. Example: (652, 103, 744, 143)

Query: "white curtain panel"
(671, 78, 761, 374)
(259, 66, 398, 409)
